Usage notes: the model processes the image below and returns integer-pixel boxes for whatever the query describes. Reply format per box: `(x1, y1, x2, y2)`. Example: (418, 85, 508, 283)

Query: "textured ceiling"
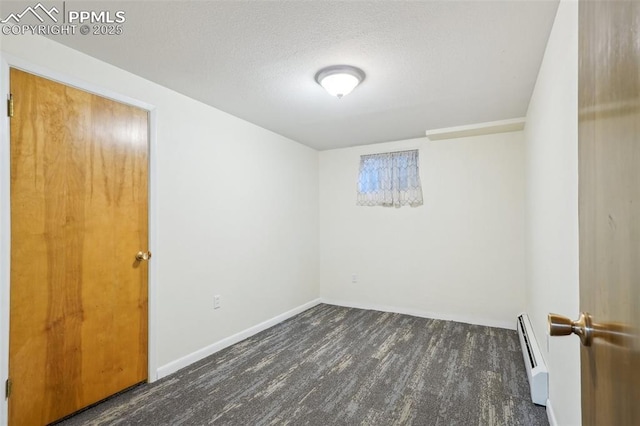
(44, 0, 559, 150)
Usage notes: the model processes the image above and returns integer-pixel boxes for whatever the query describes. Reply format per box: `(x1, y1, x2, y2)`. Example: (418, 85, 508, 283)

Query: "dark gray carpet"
(59, 304, 548, 425)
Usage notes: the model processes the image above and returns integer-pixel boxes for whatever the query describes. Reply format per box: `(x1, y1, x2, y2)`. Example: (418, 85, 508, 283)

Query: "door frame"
(0, 54, 159, 426)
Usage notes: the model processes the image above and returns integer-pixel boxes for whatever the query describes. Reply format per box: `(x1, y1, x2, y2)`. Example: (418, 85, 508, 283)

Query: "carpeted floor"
(59, 304, 548, 425)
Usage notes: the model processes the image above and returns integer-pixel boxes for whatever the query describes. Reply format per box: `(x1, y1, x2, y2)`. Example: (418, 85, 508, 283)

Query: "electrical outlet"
(351, 274, 358, 283)
(213, 295, 221, 309)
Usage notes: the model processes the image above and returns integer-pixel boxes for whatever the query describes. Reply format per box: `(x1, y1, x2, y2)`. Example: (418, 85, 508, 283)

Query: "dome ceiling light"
(315, 65, 366, 99)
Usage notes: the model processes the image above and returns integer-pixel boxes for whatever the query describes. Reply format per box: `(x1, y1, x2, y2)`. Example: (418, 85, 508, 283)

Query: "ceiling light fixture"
(315, 65, 365, 99)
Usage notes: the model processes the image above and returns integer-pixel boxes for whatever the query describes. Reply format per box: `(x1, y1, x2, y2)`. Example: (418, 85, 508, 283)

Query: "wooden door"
(8, 68, 149, 425)
(578, 0, 640, 424)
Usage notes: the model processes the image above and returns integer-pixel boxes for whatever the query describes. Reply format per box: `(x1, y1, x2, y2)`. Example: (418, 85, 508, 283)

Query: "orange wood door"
(8, 68, 149, 425)
(578, 1, 640, 424)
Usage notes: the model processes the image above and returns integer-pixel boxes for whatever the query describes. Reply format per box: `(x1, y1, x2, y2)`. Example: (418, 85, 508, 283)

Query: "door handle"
(548, 312, 593, 346)
(135, 251, 152, 261)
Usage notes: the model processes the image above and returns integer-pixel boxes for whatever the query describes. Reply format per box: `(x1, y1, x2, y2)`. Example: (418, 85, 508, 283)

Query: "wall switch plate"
(213, 295, 221, 309)
(351, 274, 358, 283)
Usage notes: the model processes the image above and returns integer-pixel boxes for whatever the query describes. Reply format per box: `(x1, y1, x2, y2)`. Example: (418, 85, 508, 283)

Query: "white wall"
(0, 35, 319, 370)
(319, 133, 526, 329)
(524, 0, 580, 424)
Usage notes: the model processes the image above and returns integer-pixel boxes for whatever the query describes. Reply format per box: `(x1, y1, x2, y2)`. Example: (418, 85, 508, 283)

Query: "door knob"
(135, 251, 152, 261)
(548, 312, 593, 346)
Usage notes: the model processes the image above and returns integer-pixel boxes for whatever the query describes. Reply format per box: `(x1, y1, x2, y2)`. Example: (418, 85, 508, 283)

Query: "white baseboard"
(156, 298, 322, 379)
(157, 297, 514, 380)
(320, 298, 515, 330)
(546, 398, 558, 426)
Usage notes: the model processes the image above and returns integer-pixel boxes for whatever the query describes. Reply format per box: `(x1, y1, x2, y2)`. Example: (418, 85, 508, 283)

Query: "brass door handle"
(548, 312, 593, 346)
(135, 251, 152, 261)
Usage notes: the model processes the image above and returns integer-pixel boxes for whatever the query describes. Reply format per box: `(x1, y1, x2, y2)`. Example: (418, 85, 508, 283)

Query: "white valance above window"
(356, 149, 423, 207)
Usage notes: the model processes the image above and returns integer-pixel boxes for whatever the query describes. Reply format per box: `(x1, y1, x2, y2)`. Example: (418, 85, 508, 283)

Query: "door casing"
(0, 53, 159, 426)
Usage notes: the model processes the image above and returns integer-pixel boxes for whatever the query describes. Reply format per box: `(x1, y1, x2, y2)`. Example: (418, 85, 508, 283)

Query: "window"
(356, 149, 423, 207)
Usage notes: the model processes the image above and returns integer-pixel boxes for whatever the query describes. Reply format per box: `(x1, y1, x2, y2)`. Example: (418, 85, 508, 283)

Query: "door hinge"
(5, 378, 11, 399)
(7, 94, 14, 118)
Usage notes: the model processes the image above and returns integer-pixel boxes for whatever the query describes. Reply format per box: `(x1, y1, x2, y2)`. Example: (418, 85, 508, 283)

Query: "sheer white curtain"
(356, 149, 423, 207)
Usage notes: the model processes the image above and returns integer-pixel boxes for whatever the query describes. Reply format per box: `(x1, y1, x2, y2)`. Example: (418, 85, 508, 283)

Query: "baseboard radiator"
(517, 313, 548, 406)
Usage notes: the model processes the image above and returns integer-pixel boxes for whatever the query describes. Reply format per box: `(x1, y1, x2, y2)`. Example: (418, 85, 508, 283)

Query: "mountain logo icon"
(1, 3, 59, 24)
